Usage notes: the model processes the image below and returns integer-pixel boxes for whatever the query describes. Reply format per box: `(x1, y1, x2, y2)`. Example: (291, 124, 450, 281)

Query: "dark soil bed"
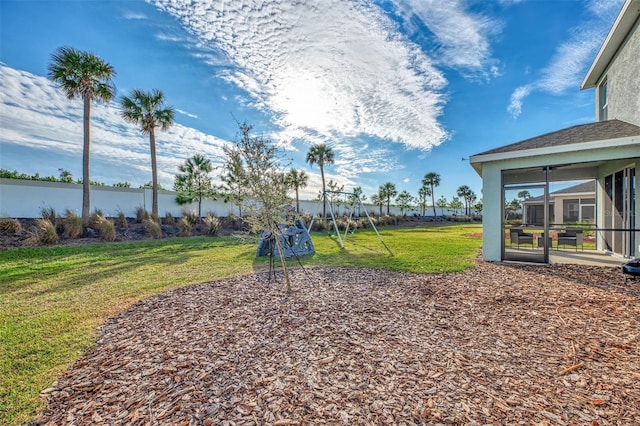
(0, 217, 247, 250)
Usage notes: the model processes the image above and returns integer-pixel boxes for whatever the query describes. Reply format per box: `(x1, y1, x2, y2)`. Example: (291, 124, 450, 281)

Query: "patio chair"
(510, 228, 534, 248)
(556, 229, 584, 251)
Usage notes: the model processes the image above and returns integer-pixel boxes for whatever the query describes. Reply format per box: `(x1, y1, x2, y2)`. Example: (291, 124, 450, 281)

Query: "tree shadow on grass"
(0, 237, 252, 298)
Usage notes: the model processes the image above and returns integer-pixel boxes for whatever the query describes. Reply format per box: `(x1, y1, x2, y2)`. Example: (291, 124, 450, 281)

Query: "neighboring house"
(470, 0, 640, 263)
(522, 181, 596, 225)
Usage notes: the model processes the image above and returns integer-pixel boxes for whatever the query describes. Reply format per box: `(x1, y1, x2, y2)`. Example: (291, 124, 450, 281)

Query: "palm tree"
(379, 182, 397, 215)
(417, 185, 430, 217)
(174, 154, 215, 219)
(352, 186, 365, 216)
(517, 190, 531, 202)
(48, 46, 116, 225)
(395, 190, 415, 216)
(286, 169, 308, 213)
(121, 89, 175, 217)
(457, 185, 473, 215)
(422, 172, 441, 217)
(370, 193, 384, 216)
(305, 144, 334, 218)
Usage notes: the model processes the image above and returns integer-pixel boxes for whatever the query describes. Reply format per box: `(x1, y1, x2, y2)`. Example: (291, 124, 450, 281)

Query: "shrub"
(150, 212, 161, 224)
(63, 210, 83, 239)
(178, 217, 192, 236)
(114, 211, 128, 228)
(27, 219, 59, 246)
(136, 206, 149, 223)
(182, 209, 199, 226)
(88, 210, 104, 230)
(204, 214, 221, 236)
(0, 218, 23, 234)
(40, 206, 64, 231)
(163, 212, 175, 225)
(335, 218, 347, 231)
(314, 219, 328, 232)
(225, 213, 245, 230)
(143, 219, 163, 239)
(40, 206, 58, 224)
(299, 213, 312, 227)
(97, 218, 116, 242)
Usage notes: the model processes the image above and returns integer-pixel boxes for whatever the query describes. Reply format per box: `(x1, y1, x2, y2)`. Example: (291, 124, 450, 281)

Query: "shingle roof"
(473, 119, 640, 157)
(551, 180, 596, 195)
(525, 181, 596, 203)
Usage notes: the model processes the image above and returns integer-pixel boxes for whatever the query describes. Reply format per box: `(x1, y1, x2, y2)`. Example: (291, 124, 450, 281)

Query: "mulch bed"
(34, 262, 640, 425)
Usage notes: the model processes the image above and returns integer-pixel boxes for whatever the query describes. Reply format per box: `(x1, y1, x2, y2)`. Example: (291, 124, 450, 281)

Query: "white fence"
(0, 178, 451, 218)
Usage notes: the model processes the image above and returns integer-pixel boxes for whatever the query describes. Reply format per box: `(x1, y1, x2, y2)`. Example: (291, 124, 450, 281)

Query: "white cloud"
(123, 11, 147, 20)
(149, 0, 450, 155)
(507, 85, 532, 118)
(0, 64, 229, 187)
(507, 0, 624, 118)
(389, 0, 501, 78)
(176, 108, 198, 119)
(155, 32, 186, 43)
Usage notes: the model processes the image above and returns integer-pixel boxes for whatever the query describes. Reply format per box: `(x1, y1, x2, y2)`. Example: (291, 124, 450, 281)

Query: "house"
(470, 0, 640, 264)
(522, 181, 596, 226)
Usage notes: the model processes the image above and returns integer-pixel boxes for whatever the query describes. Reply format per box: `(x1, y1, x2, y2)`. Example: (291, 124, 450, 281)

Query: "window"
(581, 205, 595, 223)
(563, 199, 580, 223)
(598, 79, 608, 121)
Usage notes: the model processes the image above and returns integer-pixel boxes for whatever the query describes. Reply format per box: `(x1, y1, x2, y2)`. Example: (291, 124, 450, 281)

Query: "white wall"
(0, 178, 451, 218)
(0, 179, 234, 218)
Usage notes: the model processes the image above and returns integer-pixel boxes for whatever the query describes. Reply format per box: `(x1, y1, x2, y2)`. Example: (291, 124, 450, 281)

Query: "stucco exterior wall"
(596, 17, 640, 126)
(480, 163, 503, 261)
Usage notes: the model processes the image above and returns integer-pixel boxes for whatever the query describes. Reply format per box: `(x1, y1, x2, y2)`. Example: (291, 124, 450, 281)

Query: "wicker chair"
(556, 229, 584, 251)
(510, 228, 534, 248)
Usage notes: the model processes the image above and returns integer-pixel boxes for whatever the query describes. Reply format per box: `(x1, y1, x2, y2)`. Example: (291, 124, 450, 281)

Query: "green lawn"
(0, 223, 482, 425)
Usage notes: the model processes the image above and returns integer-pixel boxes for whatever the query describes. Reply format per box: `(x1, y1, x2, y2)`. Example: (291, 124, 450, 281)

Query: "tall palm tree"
(121, 89, 175, 217)
(457, 185, 472, 215)
(379, 182, 397, 215)
(422, 172, 441, 218)
(48, 46, 116, 225)
(305, 143, 334, 218)
(286, 168, 308, 213)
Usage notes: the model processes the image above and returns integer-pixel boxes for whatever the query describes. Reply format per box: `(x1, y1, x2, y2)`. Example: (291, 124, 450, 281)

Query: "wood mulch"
(34, 262, 640, 425)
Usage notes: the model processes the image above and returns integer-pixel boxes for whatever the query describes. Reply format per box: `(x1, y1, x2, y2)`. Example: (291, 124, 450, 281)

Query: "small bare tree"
(222, 121, 294, 291)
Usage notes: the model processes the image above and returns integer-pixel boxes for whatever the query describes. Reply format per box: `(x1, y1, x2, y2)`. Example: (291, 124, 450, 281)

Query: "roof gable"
(582, 0, 640, 89)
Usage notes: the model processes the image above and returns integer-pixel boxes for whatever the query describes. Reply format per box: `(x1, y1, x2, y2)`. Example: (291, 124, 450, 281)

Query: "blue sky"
(0, 0, 624, 204)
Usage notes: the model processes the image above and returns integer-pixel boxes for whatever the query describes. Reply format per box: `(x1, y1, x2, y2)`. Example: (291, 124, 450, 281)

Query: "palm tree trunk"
(295, 187, 300, 213)
(82, 97, 91, 226)
(150, 129, 159, 217)
(430, 184, 437, 217)
(320, 165, 327, 219)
